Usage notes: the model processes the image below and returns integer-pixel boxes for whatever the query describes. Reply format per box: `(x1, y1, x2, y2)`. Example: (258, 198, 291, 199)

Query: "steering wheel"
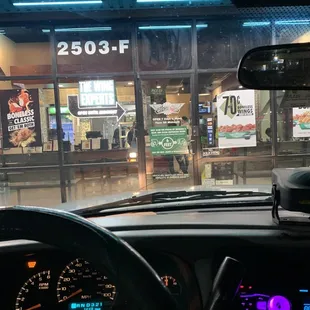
(0, 206, 179, 310)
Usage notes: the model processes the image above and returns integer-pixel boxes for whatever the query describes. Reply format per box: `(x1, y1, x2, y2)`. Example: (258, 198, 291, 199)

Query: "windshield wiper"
(73, 190, 272, 217)
(148, 190, 270, 202)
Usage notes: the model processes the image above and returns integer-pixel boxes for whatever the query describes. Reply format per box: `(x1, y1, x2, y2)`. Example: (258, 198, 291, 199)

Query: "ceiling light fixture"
(139, 25, 191, 30)
(275, 20, 310, 25)
(13, 0, 102, 6)
(137, 0, 218, 2)
(42, 27, 111, 33)
(243, 22, 271, 27)
(196, 24, 208, 28)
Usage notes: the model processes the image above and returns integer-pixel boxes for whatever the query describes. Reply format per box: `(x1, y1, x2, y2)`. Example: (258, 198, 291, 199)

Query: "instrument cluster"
(15, 258, 116, 310)
(1, 249, 194, 310)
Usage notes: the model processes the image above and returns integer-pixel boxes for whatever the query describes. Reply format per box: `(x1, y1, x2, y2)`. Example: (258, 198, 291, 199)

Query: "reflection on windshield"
(0, 4, 307, 207)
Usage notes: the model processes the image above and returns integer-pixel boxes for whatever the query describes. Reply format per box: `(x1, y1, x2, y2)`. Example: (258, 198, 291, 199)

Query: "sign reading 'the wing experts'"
(67, 80, 125, 121)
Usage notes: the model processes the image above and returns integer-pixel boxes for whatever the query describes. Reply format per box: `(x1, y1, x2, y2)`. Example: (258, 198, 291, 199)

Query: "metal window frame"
(190, 18, 201, 186)
(270, 22, 278, 169)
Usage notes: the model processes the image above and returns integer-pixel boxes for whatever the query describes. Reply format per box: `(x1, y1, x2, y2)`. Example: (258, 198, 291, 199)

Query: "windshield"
(0, 1, 306, 208)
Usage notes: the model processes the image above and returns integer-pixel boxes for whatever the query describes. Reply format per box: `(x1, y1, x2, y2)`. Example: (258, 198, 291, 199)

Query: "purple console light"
(268, 296, 291, 310)
(240, 294, 270, 298)
(256, 301, 267, 310)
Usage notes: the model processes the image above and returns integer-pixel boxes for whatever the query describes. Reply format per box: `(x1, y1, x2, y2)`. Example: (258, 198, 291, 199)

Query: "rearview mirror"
(238, 43, 310, 90)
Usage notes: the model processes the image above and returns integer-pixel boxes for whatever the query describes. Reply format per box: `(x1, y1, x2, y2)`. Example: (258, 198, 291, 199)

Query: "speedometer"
(15, 270, 51, 310)
(57, 258, 116, 305)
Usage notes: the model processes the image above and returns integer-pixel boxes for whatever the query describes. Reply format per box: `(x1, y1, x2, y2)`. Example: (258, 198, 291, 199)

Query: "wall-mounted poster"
(217, 89, 256, 149)
(293, 107, 310, 137)
(0, 89, 42, 148)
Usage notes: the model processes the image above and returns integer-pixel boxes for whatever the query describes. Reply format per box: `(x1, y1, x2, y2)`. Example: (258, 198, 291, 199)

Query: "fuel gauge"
(160, 275, 181, 295)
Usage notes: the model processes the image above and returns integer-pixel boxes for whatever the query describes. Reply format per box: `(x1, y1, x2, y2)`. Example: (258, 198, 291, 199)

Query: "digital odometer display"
(57, 258, 116, 305)
(69, 301, 103, 310)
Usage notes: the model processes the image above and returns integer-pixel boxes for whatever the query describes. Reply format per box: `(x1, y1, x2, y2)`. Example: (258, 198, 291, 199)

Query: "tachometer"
(57, 258, 116, 305)
(15, 270, 51, 310)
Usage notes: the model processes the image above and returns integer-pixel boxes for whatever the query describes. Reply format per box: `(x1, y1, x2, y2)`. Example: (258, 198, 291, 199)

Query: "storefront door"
(141, 78, 194, 189)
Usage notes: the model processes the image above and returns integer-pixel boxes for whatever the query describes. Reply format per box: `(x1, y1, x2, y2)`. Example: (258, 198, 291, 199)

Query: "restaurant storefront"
(1, 10, 310, 206)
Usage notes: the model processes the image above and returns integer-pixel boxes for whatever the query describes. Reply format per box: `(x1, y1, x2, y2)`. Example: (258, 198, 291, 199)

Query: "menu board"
(293, 107, 310, 137)
(0, 89, 42, 148)
(217, 89, 256, 149)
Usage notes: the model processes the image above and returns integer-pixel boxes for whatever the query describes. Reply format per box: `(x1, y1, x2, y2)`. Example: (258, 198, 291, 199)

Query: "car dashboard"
(3, 247, 200, 310)
(2, 208, 310, 310)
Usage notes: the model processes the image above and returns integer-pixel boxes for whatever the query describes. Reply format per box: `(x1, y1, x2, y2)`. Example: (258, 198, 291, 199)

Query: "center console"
(230, 248, 310, 310)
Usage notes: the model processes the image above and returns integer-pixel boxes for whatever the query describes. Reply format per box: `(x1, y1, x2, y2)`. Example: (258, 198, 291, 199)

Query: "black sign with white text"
(68, 95, 125, 121)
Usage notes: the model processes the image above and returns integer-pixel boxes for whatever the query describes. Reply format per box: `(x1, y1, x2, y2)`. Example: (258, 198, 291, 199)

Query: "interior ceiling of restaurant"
(1, 1, 310, 24)
(0, 0, 232, 13)
(2, 5, 310, 42)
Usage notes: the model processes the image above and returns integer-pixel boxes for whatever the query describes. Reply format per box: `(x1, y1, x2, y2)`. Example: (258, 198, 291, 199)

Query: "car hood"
(56, 184, 272, 213)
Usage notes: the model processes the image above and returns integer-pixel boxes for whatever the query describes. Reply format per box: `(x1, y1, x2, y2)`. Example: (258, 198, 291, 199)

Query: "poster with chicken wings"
(217, 90, 256, 149)
(0, 89, 42, 148)
(293, 107, 310, 138)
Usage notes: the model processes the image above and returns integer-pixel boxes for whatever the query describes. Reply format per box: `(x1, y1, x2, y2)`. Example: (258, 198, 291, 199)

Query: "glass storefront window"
(55, 24, 133, 74)
(198, 73, 271, 157)
(138, 23, 192, 71)
(0, 18, 302, 206)
(274, 24, 310, 159)
(276, 90, 310, 156)
(66, 166, 139, 201)
(0, 27, 52, 76)
(0, 80, 63, 206)
(200, 158, 272, 187)
(200, 159, 272, 187)
(57, 77, 139, 201)
(198, 72, 272, 187)
(277, 156, 306, 169)
(235, 160, 272, 185)
(0, 80, 55, 164)
(197, 21, 272, 69)
(142, 78, 193, 188)
(276, 23, 310, 44)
